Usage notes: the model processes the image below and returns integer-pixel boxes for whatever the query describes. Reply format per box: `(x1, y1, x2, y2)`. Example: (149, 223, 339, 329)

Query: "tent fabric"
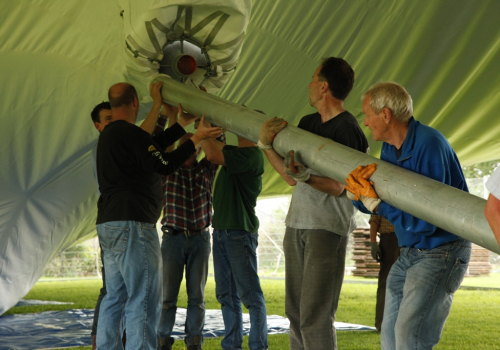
(0, 307, 374, 350)
(125, 0, 251, 93)
(1, 0, 500, 313)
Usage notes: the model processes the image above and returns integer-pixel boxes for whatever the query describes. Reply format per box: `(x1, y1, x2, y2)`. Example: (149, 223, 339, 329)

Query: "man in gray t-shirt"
(258, 57, 368, 350)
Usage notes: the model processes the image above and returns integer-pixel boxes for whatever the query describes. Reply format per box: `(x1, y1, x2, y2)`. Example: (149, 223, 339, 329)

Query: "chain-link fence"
(42, 174, 499, 278)
(42, 239, 102, 278)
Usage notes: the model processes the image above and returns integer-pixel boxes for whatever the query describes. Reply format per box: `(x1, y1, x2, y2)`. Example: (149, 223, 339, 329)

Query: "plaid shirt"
(153, 115, 224, 230)
(369, 215, 395, 234)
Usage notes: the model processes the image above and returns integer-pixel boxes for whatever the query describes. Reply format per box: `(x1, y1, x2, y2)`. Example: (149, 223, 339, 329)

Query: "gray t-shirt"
(285, 171, 357, 236)
(285, 111, 368, 236)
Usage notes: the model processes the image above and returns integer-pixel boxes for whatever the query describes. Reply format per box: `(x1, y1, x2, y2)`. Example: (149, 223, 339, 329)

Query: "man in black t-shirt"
(95, 82, 223, 350)
(259, 58, 368, 350)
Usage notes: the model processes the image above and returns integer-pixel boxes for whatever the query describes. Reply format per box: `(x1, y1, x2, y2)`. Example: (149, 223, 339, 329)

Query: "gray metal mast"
(152, 75, 498, 254)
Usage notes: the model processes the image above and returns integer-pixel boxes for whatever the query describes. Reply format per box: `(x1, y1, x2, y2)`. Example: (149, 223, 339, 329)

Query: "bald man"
(95, 82, 222, 350)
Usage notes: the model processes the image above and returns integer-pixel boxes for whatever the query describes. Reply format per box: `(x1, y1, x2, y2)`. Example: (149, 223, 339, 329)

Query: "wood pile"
(351, 229, 492, 277)
(467, 243, 491, 276)
(351, 228, 379, 277)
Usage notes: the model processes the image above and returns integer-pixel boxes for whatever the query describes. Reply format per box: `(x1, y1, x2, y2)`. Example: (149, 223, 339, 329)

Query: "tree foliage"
(462, 160, 500, 179)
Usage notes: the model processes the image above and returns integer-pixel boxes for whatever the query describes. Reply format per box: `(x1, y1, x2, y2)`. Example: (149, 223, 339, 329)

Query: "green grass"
(345, 273, 500, 289)
(459, 274, 500, 288)
(5, 276, 500, 349)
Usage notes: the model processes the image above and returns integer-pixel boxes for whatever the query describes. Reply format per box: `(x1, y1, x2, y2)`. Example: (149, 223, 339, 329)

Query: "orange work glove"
(345, 174, 363, 201)
(350, 163, 377, 180)
(345, 163, 377, 200)
(345, 165, 380, 212)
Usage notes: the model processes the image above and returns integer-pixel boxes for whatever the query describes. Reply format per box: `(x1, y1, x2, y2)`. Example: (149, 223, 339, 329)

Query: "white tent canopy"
(1, 0, 500, 313)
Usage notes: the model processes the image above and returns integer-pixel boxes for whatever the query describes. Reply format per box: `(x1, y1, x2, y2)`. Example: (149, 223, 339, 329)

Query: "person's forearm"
(140, 102, 162, 134)
(485, 193, 500, 246)
(165, 115, 178, 152)
(263, 148, 296, 186)
(201, 139, 225, 165)
(306, 175, 345, 197)
(211, 139, 225, 150)
(152, 123, 186, 151)
(369, 222, 378, 243)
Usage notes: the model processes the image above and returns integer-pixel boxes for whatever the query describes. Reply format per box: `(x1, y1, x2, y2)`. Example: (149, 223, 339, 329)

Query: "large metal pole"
(153, 75, 499, 254)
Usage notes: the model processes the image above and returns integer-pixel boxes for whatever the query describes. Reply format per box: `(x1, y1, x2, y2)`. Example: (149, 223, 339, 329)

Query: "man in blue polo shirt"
(348, 82, 471, 350)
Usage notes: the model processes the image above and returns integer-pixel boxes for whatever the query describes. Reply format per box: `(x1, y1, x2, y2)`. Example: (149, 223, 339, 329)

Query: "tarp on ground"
(1, 0, 500, 313)
(0, 307, 375, 350)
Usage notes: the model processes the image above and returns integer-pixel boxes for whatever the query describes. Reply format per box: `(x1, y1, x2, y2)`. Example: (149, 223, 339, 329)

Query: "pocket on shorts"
(446, 258, 468, 294)
(102, 223, 129, 253)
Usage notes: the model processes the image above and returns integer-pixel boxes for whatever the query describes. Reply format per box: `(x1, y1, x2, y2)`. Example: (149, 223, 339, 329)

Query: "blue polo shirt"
(355, 117, 468, 249)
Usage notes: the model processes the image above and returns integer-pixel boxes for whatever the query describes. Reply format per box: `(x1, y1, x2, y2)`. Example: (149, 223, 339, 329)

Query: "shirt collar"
(397, 116, 417, 161)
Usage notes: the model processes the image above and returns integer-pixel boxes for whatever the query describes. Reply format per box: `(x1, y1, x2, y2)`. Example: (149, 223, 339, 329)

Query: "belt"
(161, 226, 209, 236)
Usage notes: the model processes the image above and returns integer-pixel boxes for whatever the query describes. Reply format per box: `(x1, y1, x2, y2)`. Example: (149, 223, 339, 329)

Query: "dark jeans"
(212, 229, 268, 350)
(91, 246, 106, 336)
(375, 232, 400, 331)
(158, 230, 211, 347)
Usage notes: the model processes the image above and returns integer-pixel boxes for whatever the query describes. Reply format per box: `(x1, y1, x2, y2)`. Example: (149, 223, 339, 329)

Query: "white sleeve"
(486, 167, 500, 198)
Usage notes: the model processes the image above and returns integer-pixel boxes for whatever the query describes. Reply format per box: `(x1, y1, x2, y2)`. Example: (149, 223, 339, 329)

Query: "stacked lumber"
(351, 231, 492, 277)
(467, 244, 491, 276)
(351, 228, 379, 277)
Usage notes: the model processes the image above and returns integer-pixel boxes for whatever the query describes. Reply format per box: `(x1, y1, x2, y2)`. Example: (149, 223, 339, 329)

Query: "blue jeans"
(96, 221, 162, 350)
(381, 238, 471, 350)
(212, 229, 268, 350)
(157, 230, 211, 346)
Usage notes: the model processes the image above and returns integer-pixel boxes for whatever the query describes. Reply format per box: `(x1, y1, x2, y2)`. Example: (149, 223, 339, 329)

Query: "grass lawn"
(5, 276, 500, 349)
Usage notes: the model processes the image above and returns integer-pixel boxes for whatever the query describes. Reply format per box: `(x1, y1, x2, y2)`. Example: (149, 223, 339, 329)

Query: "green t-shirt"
(212, 145, 264, 232)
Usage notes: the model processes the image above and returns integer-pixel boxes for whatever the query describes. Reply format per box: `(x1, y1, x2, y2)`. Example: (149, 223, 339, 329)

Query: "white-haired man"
(347, 82, 471, 350)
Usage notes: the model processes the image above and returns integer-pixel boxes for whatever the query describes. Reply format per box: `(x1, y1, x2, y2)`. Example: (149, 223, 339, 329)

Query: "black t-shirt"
(298, 111, 368, 153)
(96, 120, 195, 224)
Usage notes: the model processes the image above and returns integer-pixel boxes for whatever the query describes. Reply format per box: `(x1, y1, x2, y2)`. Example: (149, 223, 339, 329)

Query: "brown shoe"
(91, 335, 97, 350)
(186, 335, 203, 350)
(158, 337, 174, 350)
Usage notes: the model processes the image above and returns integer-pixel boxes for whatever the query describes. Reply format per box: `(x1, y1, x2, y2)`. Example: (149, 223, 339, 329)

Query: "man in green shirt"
(202, 133, 268, 350)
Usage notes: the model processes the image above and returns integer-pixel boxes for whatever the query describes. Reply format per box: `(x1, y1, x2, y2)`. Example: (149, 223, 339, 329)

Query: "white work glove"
(360, 195, 381, 212)
(284, 150, 311, 182)
(346, 190, 381, 212)
(258, 117, 287, 150)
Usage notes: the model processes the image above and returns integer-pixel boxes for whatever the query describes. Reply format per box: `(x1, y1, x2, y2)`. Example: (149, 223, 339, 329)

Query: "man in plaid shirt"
(153, 104, 225, 350)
